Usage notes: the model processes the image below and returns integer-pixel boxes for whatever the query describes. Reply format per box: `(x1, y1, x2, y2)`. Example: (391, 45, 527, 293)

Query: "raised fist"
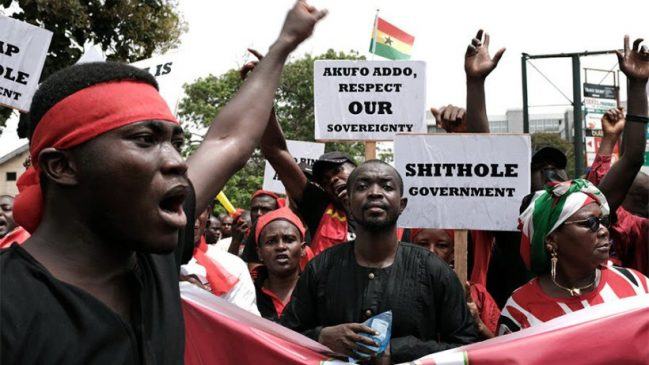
(601, 107, 625, 138)
(278, 0, 327, 51)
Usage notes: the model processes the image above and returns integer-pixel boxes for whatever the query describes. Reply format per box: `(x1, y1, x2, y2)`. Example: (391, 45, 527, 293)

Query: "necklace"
(551, 269, 600, 297)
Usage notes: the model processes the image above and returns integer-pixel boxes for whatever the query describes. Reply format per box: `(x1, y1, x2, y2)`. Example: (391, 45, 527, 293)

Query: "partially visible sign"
(262, 140, 325, 194)
(395, 134, 531, 231)
(583, 82, 619, 166)
(585, 136, 619, 166)
(0, 16, 52, 111)
(314, 60, 426, 141)
(583, 83, 616, 99)
(131, 53, 182, 112)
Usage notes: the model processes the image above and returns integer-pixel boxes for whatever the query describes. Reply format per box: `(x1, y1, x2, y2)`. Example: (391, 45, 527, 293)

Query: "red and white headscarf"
(518, 179, 609, 275)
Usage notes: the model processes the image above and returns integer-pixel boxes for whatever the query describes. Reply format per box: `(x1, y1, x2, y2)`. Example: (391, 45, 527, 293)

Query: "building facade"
(0, 144, 28, 196)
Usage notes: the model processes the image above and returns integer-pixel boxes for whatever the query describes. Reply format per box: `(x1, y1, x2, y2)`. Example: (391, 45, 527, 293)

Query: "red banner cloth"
(413, 294, 649, 365)
(181, 283, 341, 365)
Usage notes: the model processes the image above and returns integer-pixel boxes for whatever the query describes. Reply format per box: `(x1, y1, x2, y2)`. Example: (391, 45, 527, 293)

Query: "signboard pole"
(364, 141, 376, 160)
(454, 230, 468, 286)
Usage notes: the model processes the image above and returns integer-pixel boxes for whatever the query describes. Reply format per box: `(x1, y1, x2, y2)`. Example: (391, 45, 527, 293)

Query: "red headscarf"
(255, 206, 306, 244)
(14, 80, 178, 233)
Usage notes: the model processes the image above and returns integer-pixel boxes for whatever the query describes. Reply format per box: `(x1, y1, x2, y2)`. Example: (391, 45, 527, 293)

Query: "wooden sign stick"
(454, 230, 468, 286)
(364, 141, 377, 160)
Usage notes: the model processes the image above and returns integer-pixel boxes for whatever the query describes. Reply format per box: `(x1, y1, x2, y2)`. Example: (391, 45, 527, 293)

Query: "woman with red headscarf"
(252, 206, 306, 321)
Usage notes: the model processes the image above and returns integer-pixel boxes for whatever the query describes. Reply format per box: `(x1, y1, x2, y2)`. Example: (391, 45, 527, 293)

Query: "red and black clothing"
(295, 181, 353, 255)
(252, 266, 290, 322)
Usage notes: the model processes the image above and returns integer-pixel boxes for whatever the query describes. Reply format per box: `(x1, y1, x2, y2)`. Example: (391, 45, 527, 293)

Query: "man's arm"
(464, 30, 505, 133)
(186, 1, 326, 214)
(598, 36, 648, 213)
(586, 108, 624, 185)
(239, 49, 308, 203)
(260, 109, 309, 202)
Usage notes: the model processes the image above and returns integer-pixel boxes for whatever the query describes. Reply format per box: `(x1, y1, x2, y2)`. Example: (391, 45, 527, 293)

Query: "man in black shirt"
(1, 2, 327, 364)
(281, 160, 479, 363)
(261, 111, 356, 256)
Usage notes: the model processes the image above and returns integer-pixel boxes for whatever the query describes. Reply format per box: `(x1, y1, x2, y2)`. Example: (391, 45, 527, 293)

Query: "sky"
(1, 0, 648, 155)
(173, 0, 648, 114)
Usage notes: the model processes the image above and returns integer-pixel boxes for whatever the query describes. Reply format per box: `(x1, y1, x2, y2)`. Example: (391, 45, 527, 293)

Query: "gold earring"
(550, 249, 558, 281)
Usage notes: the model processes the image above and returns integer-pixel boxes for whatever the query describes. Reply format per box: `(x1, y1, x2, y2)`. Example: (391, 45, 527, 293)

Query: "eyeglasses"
(562, 216, 610, 232)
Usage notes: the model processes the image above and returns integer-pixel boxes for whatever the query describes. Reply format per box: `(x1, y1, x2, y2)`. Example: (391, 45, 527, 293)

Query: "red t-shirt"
(498, 266, 649, 334)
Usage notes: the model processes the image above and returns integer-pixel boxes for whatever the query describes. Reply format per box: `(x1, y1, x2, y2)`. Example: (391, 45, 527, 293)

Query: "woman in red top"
(499, 179, 649, 334)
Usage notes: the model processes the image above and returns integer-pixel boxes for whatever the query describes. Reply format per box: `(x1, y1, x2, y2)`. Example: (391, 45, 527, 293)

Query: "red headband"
(14, 80, 178, 233)
(251, 189, 286, 208)
(255, 206, 306, 244)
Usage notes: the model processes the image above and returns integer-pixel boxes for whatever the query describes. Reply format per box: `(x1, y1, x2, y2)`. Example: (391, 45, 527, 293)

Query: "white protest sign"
(131, 53, 182, 112)
(314, 60, 426, 141)
(263, 140, 325, 194)
(0, 16, 52, 111)
(395, 134, 531, 231)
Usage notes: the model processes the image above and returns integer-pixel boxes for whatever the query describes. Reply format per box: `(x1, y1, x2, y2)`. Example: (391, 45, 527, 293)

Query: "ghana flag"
(369, 17, 414, 60)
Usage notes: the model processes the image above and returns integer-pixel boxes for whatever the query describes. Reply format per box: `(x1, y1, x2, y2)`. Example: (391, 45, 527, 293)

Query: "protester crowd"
(1, 1, 648, 364)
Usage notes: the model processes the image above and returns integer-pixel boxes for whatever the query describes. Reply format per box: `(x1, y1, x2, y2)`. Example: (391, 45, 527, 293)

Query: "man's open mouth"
(158, 185, 189, 229)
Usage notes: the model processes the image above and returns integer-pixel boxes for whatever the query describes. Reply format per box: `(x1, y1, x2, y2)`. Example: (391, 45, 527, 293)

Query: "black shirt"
(0, 187, 196, 364)
(486, 231, 533, 308)
(280, 241, 479, 363)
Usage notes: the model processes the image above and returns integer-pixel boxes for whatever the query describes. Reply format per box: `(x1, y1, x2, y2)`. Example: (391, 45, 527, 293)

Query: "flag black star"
(384, 36, 393, 46)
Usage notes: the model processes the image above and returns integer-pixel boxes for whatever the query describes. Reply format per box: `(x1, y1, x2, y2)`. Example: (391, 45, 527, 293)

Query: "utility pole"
(521, 53, 529, 133)
(572, 55, 584, 176)
(520, 49, 618, 177)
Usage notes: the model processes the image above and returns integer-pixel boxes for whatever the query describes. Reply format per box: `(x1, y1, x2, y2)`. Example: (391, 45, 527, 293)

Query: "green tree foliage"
(179, 49, 366, 210)
(531, 132, 576, 177)
(0, 0, 186, 133)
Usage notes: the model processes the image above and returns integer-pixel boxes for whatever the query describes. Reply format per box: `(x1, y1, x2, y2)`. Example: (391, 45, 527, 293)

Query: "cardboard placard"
(395, 134, 531, 231)
(130, 53, 182, 112)
(0, 16, 52, 111)
(262, 140, 325, 194)
(314, 60, 426, 141)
